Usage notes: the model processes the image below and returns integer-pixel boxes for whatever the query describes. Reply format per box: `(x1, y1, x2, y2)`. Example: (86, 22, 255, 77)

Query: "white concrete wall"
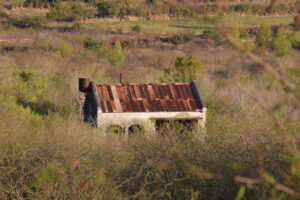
(97, 109, 206, 134)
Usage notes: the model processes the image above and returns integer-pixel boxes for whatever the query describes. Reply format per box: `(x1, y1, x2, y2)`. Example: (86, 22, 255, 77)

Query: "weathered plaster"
(97, 109, 206, 134)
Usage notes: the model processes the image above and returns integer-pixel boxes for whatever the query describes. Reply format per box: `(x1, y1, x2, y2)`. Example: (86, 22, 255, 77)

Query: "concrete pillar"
(146, 120, 156, 135)
(125, 125, 129, 139)
(201, 107, 207, 128)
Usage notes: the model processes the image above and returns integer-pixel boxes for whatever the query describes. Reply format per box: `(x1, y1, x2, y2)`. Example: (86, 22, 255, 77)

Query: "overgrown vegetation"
(9, 16, 46, 28)
(47, 1, 95, 22)
(0, 0, 300, 199)
(271, 28, 292, 57)
(161, 56, 204, 82)
(3, 0, 298, 20)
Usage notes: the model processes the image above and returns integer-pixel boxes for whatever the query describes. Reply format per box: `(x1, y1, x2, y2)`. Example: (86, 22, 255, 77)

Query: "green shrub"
(13, 69, 46, 103)
(47, 2, 95, 22)
(108, 41, 125, 67)
(97, 1, 120, 17)
(256, 23, 272, 48)
(0, 95, 42, 124)
(288, 31, 300, 50)
(233, 3, 252, 14)
(174, 56, 204, 82)
(201, 29, 224, 42)
(271, 28, 292, 56)
(161, 56, 204, 82)
(9, 69, 72, 116)
(59, 43, 74, 57)
(9, 16, 46, 28)
(83, 37, 98, 49)
(36, 40, 53, 52)
(131, 25, 141, 33)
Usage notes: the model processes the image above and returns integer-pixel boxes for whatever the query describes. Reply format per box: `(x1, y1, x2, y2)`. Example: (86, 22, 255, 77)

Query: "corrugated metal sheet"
(96, 83, 201, 113)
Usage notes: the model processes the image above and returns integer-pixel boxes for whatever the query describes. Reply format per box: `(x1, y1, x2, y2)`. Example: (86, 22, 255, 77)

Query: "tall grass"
(0, 56, 296, 199)
(0, 7, 299, 198)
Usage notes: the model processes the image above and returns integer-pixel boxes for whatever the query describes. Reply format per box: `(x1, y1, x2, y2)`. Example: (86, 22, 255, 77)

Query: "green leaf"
(235, 185, 246, 200)
(263, 173, 277, 185)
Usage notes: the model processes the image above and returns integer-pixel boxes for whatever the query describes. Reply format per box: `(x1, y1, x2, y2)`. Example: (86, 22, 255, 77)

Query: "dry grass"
(0, 12, 299, 199)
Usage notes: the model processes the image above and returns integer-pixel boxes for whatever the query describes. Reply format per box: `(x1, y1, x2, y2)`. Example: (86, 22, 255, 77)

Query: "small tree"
(161, 56, 204, 82)
(271, 28, 292, 57)
(83, 37, 98, 49)
(108, 41, 125, 67)
(14, 70, 46, 103)
(97, 1, 120, 17)
(256, 23, 272, 48)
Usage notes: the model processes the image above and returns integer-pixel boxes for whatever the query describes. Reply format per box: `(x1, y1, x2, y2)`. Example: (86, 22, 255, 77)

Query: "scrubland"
(0, 1, 300, 199)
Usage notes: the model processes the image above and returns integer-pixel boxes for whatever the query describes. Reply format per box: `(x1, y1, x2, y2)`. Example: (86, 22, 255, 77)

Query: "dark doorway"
(106, 125, 124, 134)
(155, 120, 197, 134)
(128, 124, 145, 135)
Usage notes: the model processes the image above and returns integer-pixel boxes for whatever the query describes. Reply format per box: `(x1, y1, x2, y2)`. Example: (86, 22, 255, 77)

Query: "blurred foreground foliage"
(0, 3, 300, 198)
(0, 59, 298, 199)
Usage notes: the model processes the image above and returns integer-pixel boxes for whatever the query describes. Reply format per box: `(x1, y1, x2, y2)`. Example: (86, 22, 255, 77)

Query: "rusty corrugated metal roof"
(96, 83, 201, 113)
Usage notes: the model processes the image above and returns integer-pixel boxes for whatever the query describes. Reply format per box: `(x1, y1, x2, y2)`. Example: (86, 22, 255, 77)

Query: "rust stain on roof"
(96, 83, 201, 113)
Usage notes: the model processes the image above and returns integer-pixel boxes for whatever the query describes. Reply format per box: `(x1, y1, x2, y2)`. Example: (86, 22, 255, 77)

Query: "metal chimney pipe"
(79, 78, 90, 93)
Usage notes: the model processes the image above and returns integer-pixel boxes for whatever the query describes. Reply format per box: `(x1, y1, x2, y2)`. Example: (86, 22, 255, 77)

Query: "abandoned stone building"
(79, 78, 206, 135)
